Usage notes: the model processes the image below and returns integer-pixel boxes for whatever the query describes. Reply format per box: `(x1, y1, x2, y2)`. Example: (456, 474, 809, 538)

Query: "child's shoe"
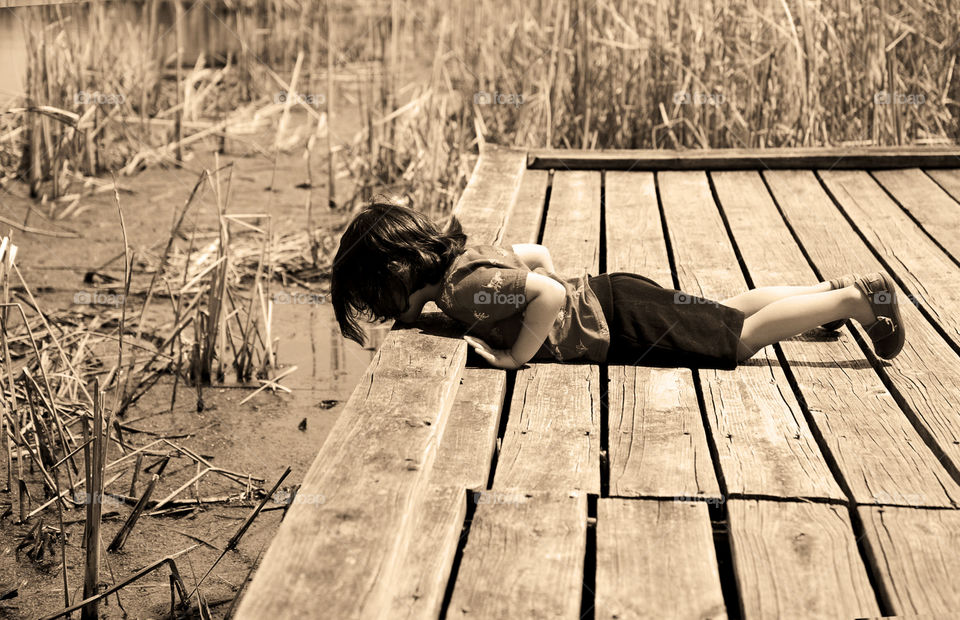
(821, 273, 860, 331)
(854, 271, 906, 360)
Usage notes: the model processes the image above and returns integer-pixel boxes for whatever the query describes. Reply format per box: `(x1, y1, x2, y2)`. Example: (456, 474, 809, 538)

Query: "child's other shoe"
(854, 271, 906, 360)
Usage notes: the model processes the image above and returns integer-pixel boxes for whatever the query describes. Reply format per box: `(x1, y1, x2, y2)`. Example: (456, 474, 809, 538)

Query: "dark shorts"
(589, 273, 745, 370)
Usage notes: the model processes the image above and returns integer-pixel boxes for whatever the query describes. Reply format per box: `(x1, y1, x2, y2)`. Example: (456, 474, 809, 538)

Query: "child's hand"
(464, 335, 522, 369)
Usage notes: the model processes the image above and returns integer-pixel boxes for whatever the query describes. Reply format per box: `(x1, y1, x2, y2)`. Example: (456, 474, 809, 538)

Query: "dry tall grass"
(436, 0, 959, 149)
(2, 0, 958, 211)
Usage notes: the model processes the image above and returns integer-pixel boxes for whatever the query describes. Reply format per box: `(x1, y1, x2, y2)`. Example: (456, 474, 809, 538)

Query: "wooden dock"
(237, 145, 960, 619)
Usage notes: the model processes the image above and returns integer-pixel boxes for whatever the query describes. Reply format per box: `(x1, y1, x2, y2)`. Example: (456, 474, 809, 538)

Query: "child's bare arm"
(466, 271, 564, 368)
(511, 244, 555, 272)
(511, 272, 564, 363)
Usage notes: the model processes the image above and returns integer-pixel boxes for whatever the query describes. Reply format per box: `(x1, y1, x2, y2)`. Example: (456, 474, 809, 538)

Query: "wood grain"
(387, 484, 466, 620)
(728, 499, 880, 619)
(236, 330, 468, 619)
(543, 170, 602, 276)
(658, 171, 842, 501)
(820, 169, 960, 349)
(596, 498, 727, 619)
(500, 169, 549, 247)
(924, 168, 960, 204)
(492, 171, 602, 494)
(430, 367, 507, 490)
(446, 491, 588, 619)
(715, 170, 960, 507)
(605, 171, 720, 500)
(453, 144, 528, 246)
(859, 505, 960, 615)
(765, 169, 960, 506)
(493, 363, 601, 493)
(384, 368, 505, 619)
(871, 168, 960, 262)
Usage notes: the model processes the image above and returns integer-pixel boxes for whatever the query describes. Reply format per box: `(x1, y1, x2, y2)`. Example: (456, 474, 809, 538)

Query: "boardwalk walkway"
(237, 145, 960, 619)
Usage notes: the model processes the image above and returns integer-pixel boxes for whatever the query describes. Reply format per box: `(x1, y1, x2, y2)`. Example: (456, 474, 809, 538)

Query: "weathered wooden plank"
(493, 171, 602, 493)
(715, 170, 960, 508)
(528, 147, 960, 171)
(388, 484, 466, 620)
(452, 144, 528, 245)
(728, 500, 879, 619)
(605, 171, 720, 500)
(447, 491, 588, 619)
(924, 168, 960, 204)
(430, 367, 507, 489)
(493, 363, 601, 493)
(871, 168, 960, 262)
(386, 370, 505, 620)
(858, 505, 960, 615)
(820, 170, 960, 347)
(239, 146, 525, 619)
(439, 146, 534, 489)
(544, 170, 602, 275)
(499, 169, 549, 247)
(382, 147, 528, 618)
(607, 366, 720, 500)
(605, 171, 672, 281)
(236, 331, 468, 619)
(596, 499, 726, 619)
(765, 169, 960, 505)
(658, 171, 843, 501)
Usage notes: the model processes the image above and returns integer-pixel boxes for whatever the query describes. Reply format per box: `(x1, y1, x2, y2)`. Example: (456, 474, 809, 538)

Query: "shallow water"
(1, 2, 269, 108)
(0, 95, 387, 615)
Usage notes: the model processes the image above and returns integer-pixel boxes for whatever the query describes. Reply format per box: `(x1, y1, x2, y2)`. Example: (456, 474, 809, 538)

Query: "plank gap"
(847, 503, 896, 617)
(483, 369, 517, 491)
(652, 171, 681, 291)
(534, 170, 554, 244)
(819, 170, 960, 362)
(922, 168, 960, 206)
(710, 169, 862, 503)
(752, 169, 960, 505)
(438, 490, 477, 620)
(597, 171, 610, 500)
(808, 170, 960, 489)
(691, 369, 729, 498)
(598, 364, 610, 498)
(708, 502, 744, 620)
(579, 494, 598, 620)
(865, 169, 960, 271)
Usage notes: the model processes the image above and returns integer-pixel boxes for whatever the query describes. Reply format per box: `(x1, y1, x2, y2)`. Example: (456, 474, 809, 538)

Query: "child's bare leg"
(736, 287, 874, 360)
(722, 282, 833, 317)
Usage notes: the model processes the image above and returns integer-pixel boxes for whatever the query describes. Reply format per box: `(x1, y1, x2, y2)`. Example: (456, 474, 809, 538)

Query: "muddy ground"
(0, 109, 388, 618)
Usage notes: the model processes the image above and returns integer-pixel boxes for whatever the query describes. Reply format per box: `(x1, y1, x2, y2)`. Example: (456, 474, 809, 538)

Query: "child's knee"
(736, 338, 757, 361)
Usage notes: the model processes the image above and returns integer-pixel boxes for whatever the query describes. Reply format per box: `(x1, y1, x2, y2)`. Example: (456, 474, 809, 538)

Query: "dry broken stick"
(159, 438, 264, 485)
(150, 467, 210, 514)
(108, 473, 159, 553)
(187, 466, 291, 600)
(39, 545, 198, 620)
(26, 439, 162, 520)
(238, 365, 298, 405)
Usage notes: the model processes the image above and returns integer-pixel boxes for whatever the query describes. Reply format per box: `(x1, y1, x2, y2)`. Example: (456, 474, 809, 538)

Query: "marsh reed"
(3, 0, 958, 212)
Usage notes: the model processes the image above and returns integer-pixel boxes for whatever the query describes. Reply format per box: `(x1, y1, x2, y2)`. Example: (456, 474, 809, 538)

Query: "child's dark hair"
(331, 202, 467, 346)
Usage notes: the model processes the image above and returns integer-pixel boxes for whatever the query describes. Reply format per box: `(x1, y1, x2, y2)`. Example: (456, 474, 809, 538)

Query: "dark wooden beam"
(528, 146, 960, 170)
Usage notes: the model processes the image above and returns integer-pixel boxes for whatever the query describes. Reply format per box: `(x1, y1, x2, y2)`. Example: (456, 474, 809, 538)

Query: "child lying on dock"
(330, 202, 905, 369)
